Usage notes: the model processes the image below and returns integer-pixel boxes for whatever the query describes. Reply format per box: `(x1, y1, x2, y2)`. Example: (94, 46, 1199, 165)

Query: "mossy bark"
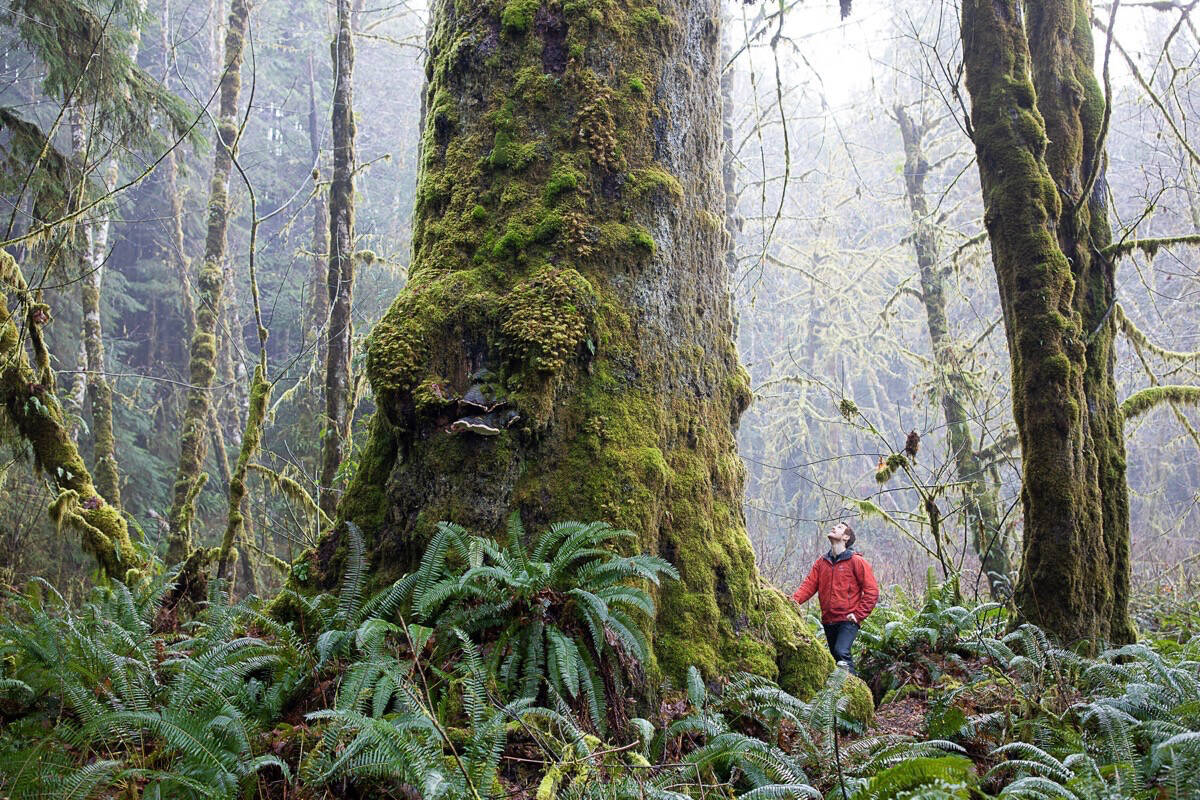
(960, 0, 1134, 644)
(217, 364, 269, 583)
(895, 107, 1012, 599)
(68, 112, 124, 512)
(0, 251, 141, 579)
(80, 199, 122, 511)
(165, 0, 250, 563)
(319, 0, 357, 519)
(316, 0, 832, 696)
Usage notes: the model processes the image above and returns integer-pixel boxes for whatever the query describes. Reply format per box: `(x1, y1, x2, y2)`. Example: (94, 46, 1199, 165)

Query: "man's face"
(827, 523, 850, 544)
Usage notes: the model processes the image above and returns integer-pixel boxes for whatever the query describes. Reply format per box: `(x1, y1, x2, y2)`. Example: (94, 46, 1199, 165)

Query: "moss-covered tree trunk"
(161, 0, 197, 339)
(305, 54, 330, 363)
(316, 0, 831, 695)
(319, 0, 357, 519)
(0, 251, 141, 578)
(895, 107, 1012, 598)
(960, 0, 1134, 644)
(165, 0, 250, 563)
(79, 182, 122, 510)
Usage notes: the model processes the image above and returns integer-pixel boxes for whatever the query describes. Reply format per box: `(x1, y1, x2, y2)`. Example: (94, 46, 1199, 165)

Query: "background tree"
(165, 0, 250, 563)
(319, 0, 357, 518)
(960, 0, 1135, 644)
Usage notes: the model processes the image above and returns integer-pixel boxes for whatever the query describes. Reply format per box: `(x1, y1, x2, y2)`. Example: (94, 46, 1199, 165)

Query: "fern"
(394, 515, 677, 734)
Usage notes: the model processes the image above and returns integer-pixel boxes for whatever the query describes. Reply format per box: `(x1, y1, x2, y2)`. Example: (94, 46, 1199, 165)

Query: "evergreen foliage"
(2, 529, 1199, 799)
(395, 515, 678, 733)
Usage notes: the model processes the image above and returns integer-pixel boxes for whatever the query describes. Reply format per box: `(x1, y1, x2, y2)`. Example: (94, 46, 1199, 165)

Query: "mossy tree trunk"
(79, 177, 122, 511)
(319, 0, 357, 519)
(305, 53, 330, 363)
(316, 0, 832, 696)
(166, 0, 250, 563)
(895, 106, 1012, 599)
(0, 251, 141, 578)
(161, 0, 197, 338)
(960, 0, 1134, 644)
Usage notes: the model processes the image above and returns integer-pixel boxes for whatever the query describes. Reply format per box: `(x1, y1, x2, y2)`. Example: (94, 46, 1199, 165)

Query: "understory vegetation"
(1, 520, 1197, 800)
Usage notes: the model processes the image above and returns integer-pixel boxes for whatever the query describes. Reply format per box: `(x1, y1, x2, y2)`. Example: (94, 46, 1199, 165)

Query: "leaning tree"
(308, 0, 833, 694)
(961, 0, 1135, 644)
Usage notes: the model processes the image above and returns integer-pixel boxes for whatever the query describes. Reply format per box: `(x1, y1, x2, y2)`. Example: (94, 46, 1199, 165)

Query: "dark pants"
(823, 621, 860, 675)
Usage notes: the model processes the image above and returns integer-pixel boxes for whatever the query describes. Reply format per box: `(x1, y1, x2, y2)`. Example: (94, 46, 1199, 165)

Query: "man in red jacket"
(791, 521, 879, 675)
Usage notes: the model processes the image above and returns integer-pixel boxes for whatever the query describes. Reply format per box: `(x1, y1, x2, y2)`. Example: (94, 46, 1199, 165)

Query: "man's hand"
(847, 613, 857, 624)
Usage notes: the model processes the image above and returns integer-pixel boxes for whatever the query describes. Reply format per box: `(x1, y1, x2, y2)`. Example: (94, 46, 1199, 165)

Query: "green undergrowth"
(3, 537, 1198, 799)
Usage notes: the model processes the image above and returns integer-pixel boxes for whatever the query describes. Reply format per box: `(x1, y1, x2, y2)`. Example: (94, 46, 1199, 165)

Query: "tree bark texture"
(166, 0, 250, 563)
(314, 0, 833, 694)
(320, 0, 357, 519)
(960, 0, 1133, 644)
(895, 107, 1012, 599)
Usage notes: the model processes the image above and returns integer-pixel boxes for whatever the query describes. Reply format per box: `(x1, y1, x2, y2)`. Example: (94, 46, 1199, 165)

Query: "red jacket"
(792, 549, 879, 624)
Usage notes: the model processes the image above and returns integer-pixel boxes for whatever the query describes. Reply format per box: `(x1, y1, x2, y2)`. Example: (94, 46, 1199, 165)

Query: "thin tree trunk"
(162, 0, 196, 336)
(314, 0, 833, 698)
(217, 364, 269, 583)
(306, 53, 330, 353)
(80, 179, 122, 510)
(960, 0, 1133, 644)
(319, 0, 357, 519)
(68, 110, 124, 510)
(166, 0, 250, 563)
(894, 106, 1012, 598)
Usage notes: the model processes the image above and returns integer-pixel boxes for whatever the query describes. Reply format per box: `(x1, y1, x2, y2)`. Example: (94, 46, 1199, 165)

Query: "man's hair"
(844, 522, 856, 548)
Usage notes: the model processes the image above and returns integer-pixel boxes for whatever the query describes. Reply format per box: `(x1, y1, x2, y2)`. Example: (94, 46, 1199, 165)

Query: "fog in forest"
(4, 0, 1200, 795)
(1, 0, 1197, 608)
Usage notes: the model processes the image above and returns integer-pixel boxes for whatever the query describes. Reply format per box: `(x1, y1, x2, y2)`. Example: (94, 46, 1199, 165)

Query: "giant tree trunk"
(317, 0, 831, 694)
(166, 0, 250, 563)
(319, 0, 357, 519)
(960, 0, 1134, 644)
(895, 107, 1012, 598)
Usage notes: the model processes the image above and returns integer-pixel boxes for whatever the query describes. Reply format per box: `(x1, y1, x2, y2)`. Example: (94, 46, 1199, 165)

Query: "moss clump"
(469, 204, 488, 222)
(500, 265, 598, 376)
(629, 5, 667, 32)
(629, 226, 655, 252)
(628, 167, 683, 203)
(627, 75, 646, 95)
(500, 0, 540, 34)
(366, 268, 502, 418)
(489, 127, 538, 171)
(842, 675, 875, 726)
(544, 166, 583, 203)
(875, 452, 909, 484)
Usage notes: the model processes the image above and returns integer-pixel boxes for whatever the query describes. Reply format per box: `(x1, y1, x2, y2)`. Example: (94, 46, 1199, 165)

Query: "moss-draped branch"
(0, 250, 142, 579)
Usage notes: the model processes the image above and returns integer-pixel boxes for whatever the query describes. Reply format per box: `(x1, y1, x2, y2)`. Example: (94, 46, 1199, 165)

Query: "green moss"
(500, 265, 598, 378)
(544, 166, 583, 203)
(629, 226, 655, 252)
(842, 675, 875, 726)
(627, 75, 646, 95)
(627, 167, 683, 203)
(698, 209, 722, 231)
(501, 0, 540, 34)
(489, 127, 538, 171)
(469, 204, 488, 222)
(628, 5, 667, 31)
